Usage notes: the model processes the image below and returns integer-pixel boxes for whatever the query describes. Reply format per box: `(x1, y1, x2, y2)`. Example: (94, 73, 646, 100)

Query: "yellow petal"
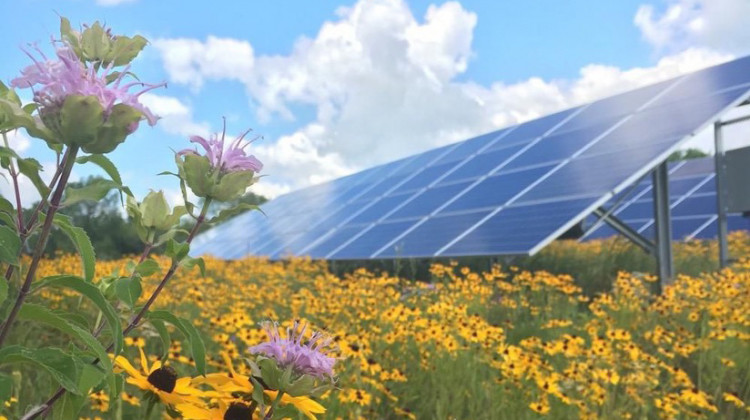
(137, 346, 150, 374)
(114, 356, 144, 380)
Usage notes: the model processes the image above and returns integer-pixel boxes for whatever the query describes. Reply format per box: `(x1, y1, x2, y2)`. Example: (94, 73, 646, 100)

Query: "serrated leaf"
(147, 311, 206, 375)
(114, 276, 142, 308)
(0, 225, 21, 266)
(18, 304, 116, 398)
(0, 346, 81, 395)
(52, 214, 96, 282)
(34, 275, 123, 356)
(63, 178, 120, 206)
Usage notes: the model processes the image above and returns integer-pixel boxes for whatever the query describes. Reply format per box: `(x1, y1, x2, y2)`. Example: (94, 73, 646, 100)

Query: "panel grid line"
(372, 106, 590, 258)
(436, 72, 692, 257)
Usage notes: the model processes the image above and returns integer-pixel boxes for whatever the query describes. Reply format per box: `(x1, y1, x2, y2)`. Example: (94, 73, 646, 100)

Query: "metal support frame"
(714, 122, 730, 268)
(591, 208, 655, 254)
(652, 162, 674, 288)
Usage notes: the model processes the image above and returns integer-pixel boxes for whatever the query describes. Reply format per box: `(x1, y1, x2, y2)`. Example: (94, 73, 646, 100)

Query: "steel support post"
(652, 162, 674, 289)
(714, 122, 730, 268)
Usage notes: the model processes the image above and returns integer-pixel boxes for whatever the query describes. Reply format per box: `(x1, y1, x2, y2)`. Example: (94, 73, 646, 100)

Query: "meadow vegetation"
(4, 232, 748, 419)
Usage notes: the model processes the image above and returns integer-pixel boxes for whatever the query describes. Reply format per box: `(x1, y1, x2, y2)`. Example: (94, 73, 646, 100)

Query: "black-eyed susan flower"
(113, 348, 203, 406)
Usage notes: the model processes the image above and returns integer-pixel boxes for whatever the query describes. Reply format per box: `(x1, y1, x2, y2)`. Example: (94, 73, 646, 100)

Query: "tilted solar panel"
(583, 157, 750, 241)
(190, 56, 750, 260)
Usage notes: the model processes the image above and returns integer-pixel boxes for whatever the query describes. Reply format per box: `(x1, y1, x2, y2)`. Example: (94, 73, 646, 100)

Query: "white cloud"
(153, 0, 744, 199)
(154, 37, 254, 91)
(635, 0, 750, 54)
(140, 93, 210, 137)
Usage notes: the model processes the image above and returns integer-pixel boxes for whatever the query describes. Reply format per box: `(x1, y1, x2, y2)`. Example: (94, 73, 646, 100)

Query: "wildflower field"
(2, 233, 747, 419)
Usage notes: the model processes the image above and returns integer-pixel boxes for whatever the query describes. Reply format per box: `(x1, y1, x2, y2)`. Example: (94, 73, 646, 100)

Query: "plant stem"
(0, 146, 78, 348)
(3, 148, 69, 284)
(2, 132, 26, 236)
(264, 390, 285, 420)
(32, 198, 212, 419)
(122, 199, 210, 336)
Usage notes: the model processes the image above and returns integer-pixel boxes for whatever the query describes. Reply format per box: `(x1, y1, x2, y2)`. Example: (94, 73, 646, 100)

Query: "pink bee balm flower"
(178, 122, 263, 173)
(11, 43, 163, 126)
(250, 321, 336, 380)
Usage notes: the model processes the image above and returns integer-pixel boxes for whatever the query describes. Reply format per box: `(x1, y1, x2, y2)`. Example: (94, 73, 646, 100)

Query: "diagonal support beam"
(591, 208, 656, 254)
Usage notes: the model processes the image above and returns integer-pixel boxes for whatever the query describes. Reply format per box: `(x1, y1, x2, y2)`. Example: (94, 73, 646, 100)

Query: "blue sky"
(1, 0, 749, 205)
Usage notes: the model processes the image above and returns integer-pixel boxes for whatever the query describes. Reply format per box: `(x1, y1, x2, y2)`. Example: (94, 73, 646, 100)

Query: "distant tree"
(668, 148, 709, 162)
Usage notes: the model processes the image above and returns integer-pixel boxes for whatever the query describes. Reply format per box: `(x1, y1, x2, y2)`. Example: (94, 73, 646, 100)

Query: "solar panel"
(190, 56, 750, 260)
(583, 156, 750, 241)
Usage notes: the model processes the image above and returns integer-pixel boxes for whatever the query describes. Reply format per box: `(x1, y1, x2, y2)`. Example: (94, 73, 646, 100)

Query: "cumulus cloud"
(634, 0, 750, 54)
(153, 0, 740, 198)
(140, 93, 210, 137)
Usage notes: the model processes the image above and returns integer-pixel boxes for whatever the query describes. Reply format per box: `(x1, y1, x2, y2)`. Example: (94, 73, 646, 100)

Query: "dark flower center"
(147, 366, 178, 393)
(224, 402, 254, 420)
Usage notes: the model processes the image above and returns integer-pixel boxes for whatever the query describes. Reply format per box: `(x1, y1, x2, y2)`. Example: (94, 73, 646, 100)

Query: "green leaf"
(17, 157, 50, 199)
(18, 304, 116, 398)
(52, 214, 96, 282)
(150, 319, 171, 360)
(0, 372, 11, 402)
(63, 178, 120, 206)
(211, 170, 255, 202)
(75, 154, 132, 199)
(147, 311, 206, 375)
(89, 104, 142, 154)
(135, 259, 161, 277)
(180, 154, 213, 197)
(0, 346, 81, 395)
(0, 194, 15, 215)
(81, 22, 110, 62)
(0, 225, 21, 266)
(179, 256, 205, 277)
(60, 95, 104, 147)
(34, 275, 123, 356)
(59, 16, 81, 53)
(53, 363, 105, 420)
(114, 276, 142, 308)
(111, 35, 148, 66)
(0, 278, 7, 308)
(165, 239, 190, 262)
(0, 98, 55, 141)
(76, 154, 122, 183)
(208, 202, 263, 225)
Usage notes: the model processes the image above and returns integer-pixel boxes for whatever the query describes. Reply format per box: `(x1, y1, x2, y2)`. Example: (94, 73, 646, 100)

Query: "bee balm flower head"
(176, 121, 263, 202)
(250, 321, 336, 380)
(9, 29, 163, 153)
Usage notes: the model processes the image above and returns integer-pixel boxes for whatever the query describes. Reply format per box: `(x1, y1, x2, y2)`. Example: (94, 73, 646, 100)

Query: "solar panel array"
(583, 156, 750, 241)
(191, 56, 750, 260)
